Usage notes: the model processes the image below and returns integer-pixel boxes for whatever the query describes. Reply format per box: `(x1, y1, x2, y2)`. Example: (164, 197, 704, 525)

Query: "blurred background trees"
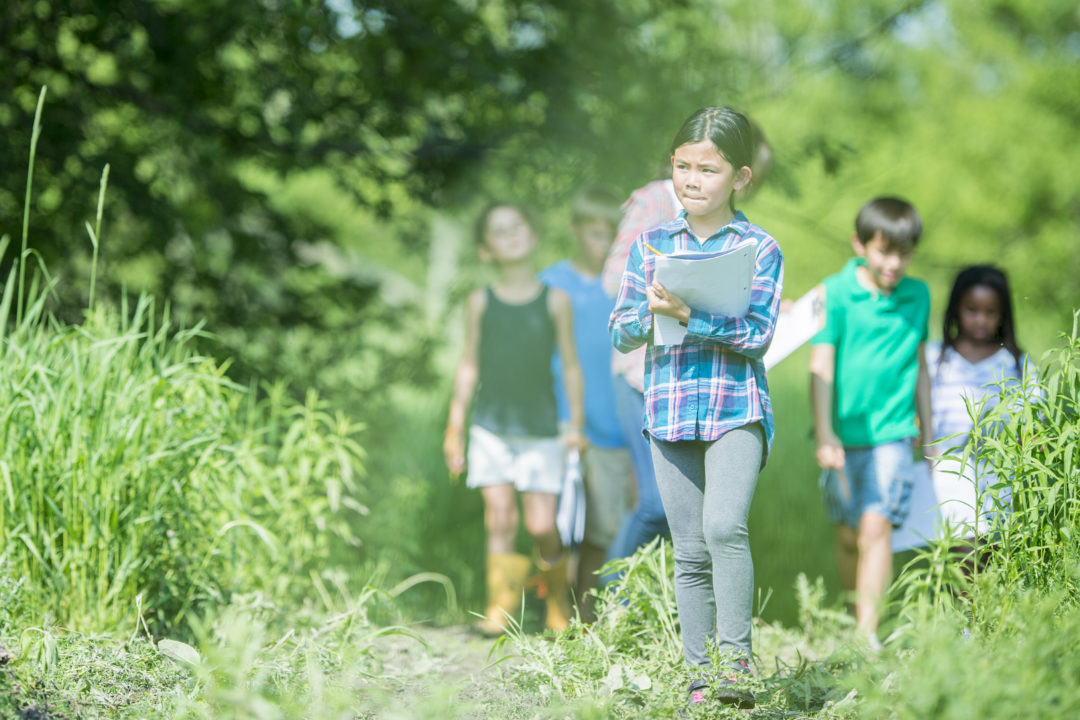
(5, 0, 1077, 361)
(3, 0, 1078, 622)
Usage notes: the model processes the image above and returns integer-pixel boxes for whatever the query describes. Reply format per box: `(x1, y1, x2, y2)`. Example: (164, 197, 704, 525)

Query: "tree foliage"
(2, 0, 1078, 404)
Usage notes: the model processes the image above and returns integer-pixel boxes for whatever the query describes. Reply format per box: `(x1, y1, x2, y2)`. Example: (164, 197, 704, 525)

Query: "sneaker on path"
(714, 659, 755, 709)
(680, 677, 709, 717)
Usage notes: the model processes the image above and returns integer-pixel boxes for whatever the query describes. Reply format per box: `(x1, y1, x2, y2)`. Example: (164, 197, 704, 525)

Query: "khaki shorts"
(466, 425, 564, 494)
(582, 446, 634, 548)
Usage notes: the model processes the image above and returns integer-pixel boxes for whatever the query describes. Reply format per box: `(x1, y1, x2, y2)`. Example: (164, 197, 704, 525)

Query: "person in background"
(809, 197, 932, 649)
(925, 265, 1029, 537)
(610, 105, 784, 710)
(539, 185, 631, 622)
(600, 171, 678, 571)
(444, 201, 586, 636)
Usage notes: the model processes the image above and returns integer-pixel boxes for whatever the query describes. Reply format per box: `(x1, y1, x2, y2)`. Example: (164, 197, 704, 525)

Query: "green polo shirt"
(811, 257, 929, 447)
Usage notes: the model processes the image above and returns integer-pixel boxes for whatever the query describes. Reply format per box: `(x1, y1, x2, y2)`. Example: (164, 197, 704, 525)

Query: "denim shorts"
(820, 439, 916, 528)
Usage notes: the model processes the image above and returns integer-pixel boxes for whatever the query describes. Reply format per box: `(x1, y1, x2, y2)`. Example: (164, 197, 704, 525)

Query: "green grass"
(0, 279, 369, 631)
(1, 87, 368, 634)
(1, 577, 427, 720)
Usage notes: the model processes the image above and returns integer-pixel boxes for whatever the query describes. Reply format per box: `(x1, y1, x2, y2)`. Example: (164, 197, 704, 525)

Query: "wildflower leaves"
(157, 639, 201, 669)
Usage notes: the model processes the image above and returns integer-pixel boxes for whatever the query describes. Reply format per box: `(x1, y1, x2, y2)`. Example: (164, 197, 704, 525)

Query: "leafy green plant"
(852, 587, 1080, 720)
(895, 311, 1080, 630)
(983, 312, 1080, 598)
(0, 88, 369, 633)
(506, 547, 869, 719)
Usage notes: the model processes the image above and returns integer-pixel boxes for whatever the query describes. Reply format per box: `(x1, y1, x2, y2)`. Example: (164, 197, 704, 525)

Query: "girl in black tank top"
(472, 286, 559, 437)
(443, 202, 586, 638)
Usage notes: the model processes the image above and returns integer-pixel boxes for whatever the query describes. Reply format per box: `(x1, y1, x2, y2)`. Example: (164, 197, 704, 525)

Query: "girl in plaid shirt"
(609, 106, 783, 710)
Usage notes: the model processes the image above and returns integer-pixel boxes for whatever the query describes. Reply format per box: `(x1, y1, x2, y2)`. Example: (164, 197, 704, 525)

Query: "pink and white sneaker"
(714, 659, 755, 709)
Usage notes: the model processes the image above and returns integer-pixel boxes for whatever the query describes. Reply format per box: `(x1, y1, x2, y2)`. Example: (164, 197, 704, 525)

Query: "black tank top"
(472, 286, 559, 437)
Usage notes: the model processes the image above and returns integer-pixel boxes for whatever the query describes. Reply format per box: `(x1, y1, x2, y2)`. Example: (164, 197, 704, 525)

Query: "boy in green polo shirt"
(809, 196, 933, 648)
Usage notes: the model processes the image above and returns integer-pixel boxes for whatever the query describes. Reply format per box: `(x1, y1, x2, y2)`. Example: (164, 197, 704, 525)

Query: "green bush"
(0, 92, 368, 634)
(853, 589, 1080, 719)
(896, 310, 1080, 625)
(983, 311, 1080, 602)
(0, 283, 368, 631)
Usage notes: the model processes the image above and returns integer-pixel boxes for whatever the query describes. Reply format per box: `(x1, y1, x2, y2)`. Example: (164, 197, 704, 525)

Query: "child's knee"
(703, 516, 748, 551)
(523, 510, 557, 540)
(485, 503, 519, 535)
(637, 497, 669, 526)
(671, 538, 711, 571)
(858, 511, 893, 545)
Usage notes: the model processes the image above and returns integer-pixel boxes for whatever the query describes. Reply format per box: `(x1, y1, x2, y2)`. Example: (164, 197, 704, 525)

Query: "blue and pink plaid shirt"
(608, 210, 784, 460)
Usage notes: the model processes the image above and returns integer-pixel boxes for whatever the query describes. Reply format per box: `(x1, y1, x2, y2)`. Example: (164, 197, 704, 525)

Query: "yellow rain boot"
(474, 553, 531, 637)
(536, 552, 574, 632)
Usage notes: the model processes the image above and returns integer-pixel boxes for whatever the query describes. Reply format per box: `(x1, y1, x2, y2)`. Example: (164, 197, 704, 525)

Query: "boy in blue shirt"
(540, 185, 632, 621)
(809, 196, 933, 647)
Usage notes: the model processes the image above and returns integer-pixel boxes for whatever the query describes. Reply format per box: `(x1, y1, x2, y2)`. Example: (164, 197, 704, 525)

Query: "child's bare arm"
(444, 289, 485, 477)
(809, 343, 845, 470)
(915, 342, 934, 457)
(550, 288, 587, 451)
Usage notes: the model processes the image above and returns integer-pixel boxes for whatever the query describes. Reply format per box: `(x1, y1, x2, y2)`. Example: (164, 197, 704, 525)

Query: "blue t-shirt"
(540, 260, 625, 449)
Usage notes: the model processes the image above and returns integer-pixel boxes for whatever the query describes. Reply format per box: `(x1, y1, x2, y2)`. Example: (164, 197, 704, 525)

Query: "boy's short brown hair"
(571, 185, 624, 227)
(855, 197, 923, 251)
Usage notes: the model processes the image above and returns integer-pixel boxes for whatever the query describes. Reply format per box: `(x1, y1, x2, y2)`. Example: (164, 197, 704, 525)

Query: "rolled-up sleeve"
(684, 235, 784, 359)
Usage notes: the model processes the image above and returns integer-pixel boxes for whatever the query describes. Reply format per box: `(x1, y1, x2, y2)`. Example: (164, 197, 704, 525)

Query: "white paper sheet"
(763, 286, 825, 370)
(651, 237, 756, 346)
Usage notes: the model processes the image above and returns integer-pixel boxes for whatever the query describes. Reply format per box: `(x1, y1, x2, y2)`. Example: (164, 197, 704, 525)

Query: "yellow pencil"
(644, 242, 665, 256)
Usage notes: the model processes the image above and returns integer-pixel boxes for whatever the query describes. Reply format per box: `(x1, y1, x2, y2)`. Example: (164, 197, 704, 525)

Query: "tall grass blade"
(0, 267, 16, 341)
(18, 86, 47, 325)
(86, 163, 109, 311)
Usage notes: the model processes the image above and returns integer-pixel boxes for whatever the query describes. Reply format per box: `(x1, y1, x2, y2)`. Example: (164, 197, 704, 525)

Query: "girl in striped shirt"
(926, 265, 1027, 537)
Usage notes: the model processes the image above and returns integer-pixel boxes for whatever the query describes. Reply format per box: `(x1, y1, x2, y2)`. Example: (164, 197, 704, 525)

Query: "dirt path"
(364, 624, 527, 719)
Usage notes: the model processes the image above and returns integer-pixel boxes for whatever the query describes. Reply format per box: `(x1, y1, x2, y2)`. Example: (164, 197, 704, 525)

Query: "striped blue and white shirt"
(609, 211, 784, 460)
(927, 342, 1027, 451)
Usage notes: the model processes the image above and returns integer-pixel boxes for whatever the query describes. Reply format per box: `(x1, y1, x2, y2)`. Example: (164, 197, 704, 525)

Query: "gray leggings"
(651, 423, 764, 668)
